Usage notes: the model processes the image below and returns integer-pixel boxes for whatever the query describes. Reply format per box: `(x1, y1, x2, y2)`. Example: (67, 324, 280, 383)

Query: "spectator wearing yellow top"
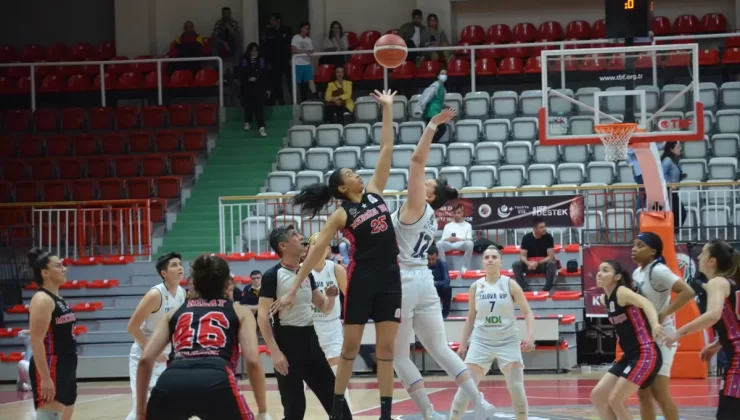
(323, 66, 354, 125)
(173, 21, 204, 73)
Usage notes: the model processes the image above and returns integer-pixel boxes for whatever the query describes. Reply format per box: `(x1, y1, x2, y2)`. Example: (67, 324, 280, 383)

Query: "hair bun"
(446, 186, 459, 200)
(27, 247, 43, 269)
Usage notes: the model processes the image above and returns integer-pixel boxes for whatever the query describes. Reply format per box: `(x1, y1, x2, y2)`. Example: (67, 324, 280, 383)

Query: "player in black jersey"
(26, 247, 77, 420)
(665, 240, 740, 419)
(591, 260, 666, 420)
(136, 254, 271, 420)
(271, 89, 401, 420)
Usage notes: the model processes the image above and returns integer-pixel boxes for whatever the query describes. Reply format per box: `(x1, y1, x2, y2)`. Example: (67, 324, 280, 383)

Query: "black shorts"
(717, 367, 740, 420)
(608, 343, 662, 389)
(147, 359, 254, 420)
(29, 353, 78, 409)
(343, 261, 402, 325)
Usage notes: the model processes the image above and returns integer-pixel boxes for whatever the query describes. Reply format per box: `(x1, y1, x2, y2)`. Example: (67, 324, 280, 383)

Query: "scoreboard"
(605, 0, 654, 39)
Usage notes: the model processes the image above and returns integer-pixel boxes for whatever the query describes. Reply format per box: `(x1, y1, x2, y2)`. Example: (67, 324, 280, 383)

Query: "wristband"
(426, 122, 438, 131)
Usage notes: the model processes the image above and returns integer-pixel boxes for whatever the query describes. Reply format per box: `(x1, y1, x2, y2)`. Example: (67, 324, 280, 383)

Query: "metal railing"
(219, 181, 740, 254)
(0, 56, 224, 112)
(0, 199, 152, 260)
(291, 31, 740, 105)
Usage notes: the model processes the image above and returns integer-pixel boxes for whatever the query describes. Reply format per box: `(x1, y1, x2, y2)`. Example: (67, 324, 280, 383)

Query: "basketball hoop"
(595, 123, 638, 161)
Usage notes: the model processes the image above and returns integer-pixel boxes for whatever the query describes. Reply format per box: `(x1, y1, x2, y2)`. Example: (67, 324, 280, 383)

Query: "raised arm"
(366, 89, 397, 195)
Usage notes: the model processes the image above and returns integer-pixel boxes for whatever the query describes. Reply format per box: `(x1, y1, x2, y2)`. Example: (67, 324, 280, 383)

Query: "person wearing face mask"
(414, 69, 449, 143)
(239, 42, 269, 136)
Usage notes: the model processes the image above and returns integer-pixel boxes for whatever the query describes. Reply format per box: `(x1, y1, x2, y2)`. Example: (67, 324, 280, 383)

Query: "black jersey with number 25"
(169, 298, 240, 365)
(341, 192, 399, 264)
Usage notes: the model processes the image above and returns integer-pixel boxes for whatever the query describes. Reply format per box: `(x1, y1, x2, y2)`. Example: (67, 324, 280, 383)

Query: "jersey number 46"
(172, 312, 230, 350)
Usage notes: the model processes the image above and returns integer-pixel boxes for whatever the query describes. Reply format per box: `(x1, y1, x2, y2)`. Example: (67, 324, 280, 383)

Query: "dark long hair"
(604, 259, 635, 290)
(429, 178, 459, 210)
(661, 141, 680, 164)
(28, 247, 54, 286)
(291, 170, 346, 217)
(706, 240, 740, 283)
(190, 254, 231, 300)
(244, 42, 260, 60)
(328, 21, 344, 40)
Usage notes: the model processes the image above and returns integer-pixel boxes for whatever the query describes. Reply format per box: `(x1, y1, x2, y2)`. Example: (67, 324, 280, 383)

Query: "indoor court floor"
(0, 373, 721, 419)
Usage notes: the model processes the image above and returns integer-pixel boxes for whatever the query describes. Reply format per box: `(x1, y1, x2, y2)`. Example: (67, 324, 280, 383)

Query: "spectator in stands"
(626, 149, 645, 210)
(263, 13, 293, 105)
(427, 246, 452, 318)
(239, 42, 269, 137)
(661, 141, 687, 228)
(425, 14, 451, 62)
(338, 237, 351, 266)
(324, 66, 354, 125)
(173, 21, 204, 73)
(212, 7, 241, 69)
(436, 203, 474, 273)
(414, 68, 448, 143)
(227, 274, 243, 301)
(398, 9, 428, 63)
(512, 217, 557, 292)
(292, 22, 318, 102)
(16, 329, 32, 392)
(240, 270, 262, 313)
(322, 21, 349, 67)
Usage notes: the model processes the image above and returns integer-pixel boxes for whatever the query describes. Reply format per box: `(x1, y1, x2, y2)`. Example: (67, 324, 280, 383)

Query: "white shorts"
(464, 338, 523, 371)
(399, 268, 442, 321)
(314, 318, 344, 359)
(129, 343, 167, 407)
(657, 341, 676, 377)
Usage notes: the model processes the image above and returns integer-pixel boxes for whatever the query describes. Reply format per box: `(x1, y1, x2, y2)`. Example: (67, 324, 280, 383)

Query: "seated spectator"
(512, 217, 557, 292)
(226, 274, 243, 301)
(239, 42, 269, 136)
(292, 21, 317, 102)
(172, 21, 204, 72)
(436, 203, 474, 273)
(212, 7, 241, 69)
(322, 20, 349, 66)
(425, 14, 451, 62)
(398, 9, 428, 63)
(427, 246, 451, 318)
(324, 66, 354, 125)
(239, 270, 262, 313)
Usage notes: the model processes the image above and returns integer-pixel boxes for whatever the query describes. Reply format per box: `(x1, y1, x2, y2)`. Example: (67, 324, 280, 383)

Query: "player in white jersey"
(389, 107, 497, 420)
(125, 252, 186, 420)
(631, 232, 694, 420)
(450, 246, 536, 420)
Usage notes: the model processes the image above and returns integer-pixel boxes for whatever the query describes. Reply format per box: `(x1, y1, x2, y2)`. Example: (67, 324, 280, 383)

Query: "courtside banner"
(436, 195, 585, 230)
(583, 244, 697, 317)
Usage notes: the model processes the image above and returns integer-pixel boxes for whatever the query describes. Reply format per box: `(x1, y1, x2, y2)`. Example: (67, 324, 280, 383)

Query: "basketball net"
(594, 123, 638, 161)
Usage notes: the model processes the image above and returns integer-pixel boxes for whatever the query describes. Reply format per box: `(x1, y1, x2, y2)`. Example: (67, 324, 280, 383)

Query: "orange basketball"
(374, 34, 408, 68)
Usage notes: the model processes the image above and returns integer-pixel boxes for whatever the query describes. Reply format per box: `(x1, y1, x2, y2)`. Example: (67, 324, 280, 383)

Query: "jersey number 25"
(173, 312, 230, 350)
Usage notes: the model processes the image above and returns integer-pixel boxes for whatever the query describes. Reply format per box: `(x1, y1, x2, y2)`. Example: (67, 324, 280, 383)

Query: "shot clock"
(605, 0, 654, 39)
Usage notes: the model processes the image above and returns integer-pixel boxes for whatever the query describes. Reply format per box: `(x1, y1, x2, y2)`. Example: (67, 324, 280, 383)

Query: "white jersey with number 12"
(391, 204, 437, 269)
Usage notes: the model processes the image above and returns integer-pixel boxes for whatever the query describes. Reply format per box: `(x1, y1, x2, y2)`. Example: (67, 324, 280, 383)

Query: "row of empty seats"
(1, 104, 218, 133)
(0, 42, 117, 63)
(0, 177, 182, 202)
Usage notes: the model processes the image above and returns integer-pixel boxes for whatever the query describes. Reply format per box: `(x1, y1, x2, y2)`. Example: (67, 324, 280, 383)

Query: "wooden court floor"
(0, 373, 721, 419)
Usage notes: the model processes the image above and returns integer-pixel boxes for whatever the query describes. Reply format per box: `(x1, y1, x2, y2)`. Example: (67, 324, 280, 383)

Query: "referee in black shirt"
(257, 225, 353, 419)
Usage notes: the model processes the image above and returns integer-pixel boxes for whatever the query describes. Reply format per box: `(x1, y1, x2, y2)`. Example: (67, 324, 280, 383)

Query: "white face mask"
(438, 74, 447, 83)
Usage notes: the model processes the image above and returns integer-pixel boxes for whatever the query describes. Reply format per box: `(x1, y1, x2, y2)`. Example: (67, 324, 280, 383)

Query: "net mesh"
(595, 123, 638, 161)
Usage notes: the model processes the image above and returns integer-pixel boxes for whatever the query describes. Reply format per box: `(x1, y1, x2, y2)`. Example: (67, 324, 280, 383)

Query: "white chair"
(300, 216, 328, 239)
(354, 96, 379, 122)
(711, 134, 739, 157)
(316, 124, 344, 148)
(447, 143, 475, 166)
(681, 134, 709, 160)
(635, 85, 660, 113)
(574, 87, 601, 115)
(459, 186, 488, 198)
(686, 110, 714, 136)
(492, 91, 518, 118)
(700, 205, 732, 229)
(707, 157, 738, 180)
(305, 148, 334, 171)
(497, 165, 526, 187)
(300, 101, 324, 124)
(518, 185, 548, 196)
(277, 148, 305, 171)
(569, 116, 594, 136)
(393, 96, 408, 121)
(475, 142, 503, 165)
(557, 163, 586, 184)
(604, 86, 626, 114)
(483, 119, 511, 142)
(274, 215, 302, 231)
(698, 82, 719, 110)
(548, 89, 575, 116)
(533, 141, 560, 164)
(503, 141, 532, 165)
(241, 216, 270, 250)
(562, 144, 589, 163)
(678, 158, 708, 181)
(387, 168, 408, 190)
(661, 84, 689, 112)
(511, 117, 538, 141)
(267, 171, 295, 193)
(617, 162, 636, 183)
(295, 170, 323, 189)
(356, 169, 374, 185)
(548, 116, 569, 136)
(372, 122, 399, 145)
(439, 166, 468, 189)
(605, 208, 635, 238)
(391, 145, 416, 169)
(715, 110, 740, 134)
(582, 210, 605, 243)
(464, 92, 491, 119)
(527, 164, 557, 186)
(399, 121, 425, 144)
(587, 162, 616, 184)
(361, 146, 380, 169)
(254, 192, 282, 217)
(383, 190, 401, 213)
(288, 125, 316, 148)
(428, 144, 446, 167)
(455, 119, 483, 143)
(468, 165, 497, 188)
(520, 90, 543, 116)
(408, 94, 422, 120)
(425, 167, 439, 180)
(444, 93, 464, 117)
(343, 123, 372, 147)
(720, 81, 740, 109)
(333, 146, 362, 169)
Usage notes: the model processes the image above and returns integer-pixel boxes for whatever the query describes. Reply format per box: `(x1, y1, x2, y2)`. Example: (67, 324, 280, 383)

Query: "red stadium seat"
(30, 159, 55, 180)
(89, 107, 114, 130)
(182, 129, 206, 151)
(723, 47, 740, 64)
(566, 20, 592, 40)
(460, 25, 486, 44)
(487, 24, 512, 44)
(635, 53, 656, 69)
(100, 179, 124, 200)
(170, 70, 194, 88)
(363, 63, 384, 81)
(358, 30, 381, 46)
(651, 16, 671, 36)
(128, 132, 152, 153)
(498, 57, 523, 75)
(143, 106, 167, 128)
(350, 50, 375, 66)
(664, 52, 691, 67)
(22, 44, 46, 62)
(144, 71, 170, 89)
(118, 72, 142, 90)
(71, 180, 97, 201)
(0, 180, 12, 202)
(73, 134, 98, 156)
(170, 153, 195, 175)
(46, 44, 69, 62)
(194, 69, 219, 87)
(95, 42, 116, 61)
(391, 61, 416, 79)
(81, 63, 102, 77)
(142, 154, 168, 176)
(0, 135, 14, 157)
(156, 176, 182, 199)
(508, 41, 531, 58)
(61, 108, 86, 131)
(194, 104, 217, 126)
(201, 37, 213, 56)
(116, 106, 140, 130)
(101, 133, 126, 155)
(416, 60, 441, 79)
(8, 109, 31, 133)
(14, 76, 32, 94)
(92, 73, 116, 90)
(7, 65, 30, 79)
(315, 64, 335, 83)
(523, 57, 542, 74)
(346, 32, 358, 49)
(126, 177, 153, 199)
(454, 42, 473, 59)
(608, 54, 626, 71)
(699, 48, 720, 66)
(18, 136, 45, 158)
(33, 109, 59, 132)
(106, 57, 130, 75)
(43, 181, 67, 202)
(343, 62, 363, 81)
(727, 31, 740, 48)
(592, 19, 606, 38)
(69, 43, 94, 61)
(580, 55, 606, 71)
(3, 160, 26, 181)
(35, 62, 58, 79)
(66, 74, 91, 92)
(674, 15, 700, 35)
(168, 104, 192, 127)
(475, 58, 497, 76)
(58, 158, 84, 180)
(47, 135, 72, 157)
(702, 13, 728, 33)
(0, 45, 18, 63)
(155, 130, 179, 152)
(447, 59, 470, 77)
(38, 75, 65, 93)
(538, 21, 564, 41)
(0, 76, 13, 94)
(132, 56, 156, 73)
(87, 156, 112, 178)
(114, 156, 139, 177)
(57, 64, 85, 78)
(512, 23, 537, 43)
(530, 40, 555, 58)
(15, 181, 38, 202)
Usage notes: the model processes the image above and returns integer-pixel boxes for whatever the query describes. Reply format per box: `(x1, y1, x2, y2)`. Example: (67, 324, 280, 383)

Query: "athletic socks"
(408, 388, 433, 416)
(330, 393, 347, 419)
(331, 365, 352, 411)
(450, 387, 470, 420)
(380, 396, 393, 419)
(459, 378, 482, 406)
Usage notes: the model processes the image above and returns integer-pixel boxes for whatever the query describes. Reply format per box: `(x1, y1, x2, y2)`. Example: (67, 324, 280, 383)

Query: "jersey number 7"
(172, 311, 230, 351)
(490, 301, 496, 312)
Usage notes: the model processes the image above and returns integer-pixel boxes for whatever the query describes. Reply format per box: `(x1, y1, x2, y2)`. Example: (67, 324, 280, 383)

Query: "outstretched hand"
(370, 89, 397, 107)
(431, 108, 457, 126)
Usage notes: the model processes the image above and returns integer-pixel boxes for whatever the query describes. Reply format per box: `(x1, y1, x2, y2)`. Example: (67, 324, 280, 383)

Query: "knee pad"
(393, 357, 422, 388)
(35, 410, 62, 420)
(504, 365, 527, 416)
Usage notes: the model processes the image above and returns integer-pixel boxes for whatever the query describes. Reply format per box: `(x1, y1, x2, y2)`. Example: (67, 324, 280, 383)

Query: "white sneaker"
(16, 381, 31, 392)
(259, 127, 267, 137)
(243, 123, 250, 131)
(473, 395, 496, 420)
(425, 407, 448, 419)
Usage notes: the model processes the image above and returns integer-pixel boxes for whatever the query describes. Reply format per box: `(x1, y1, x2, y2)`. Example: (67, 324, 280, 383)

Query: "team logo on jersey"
(368, 195, 378, 204)
(349, 208, 358, 216)
(57, 301, 69, 312)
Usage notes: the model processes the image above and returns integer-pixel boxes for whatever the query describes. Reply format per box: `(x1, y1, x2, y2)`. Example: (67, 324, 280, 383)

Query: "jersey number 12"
(173, 311, 230, 350)
(411, 232, 434, 259)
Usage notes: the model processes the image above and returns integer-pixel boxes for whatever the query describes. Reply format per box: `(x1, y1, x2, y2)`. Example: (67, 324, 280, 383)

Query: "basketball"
(374, 34, 408, 68)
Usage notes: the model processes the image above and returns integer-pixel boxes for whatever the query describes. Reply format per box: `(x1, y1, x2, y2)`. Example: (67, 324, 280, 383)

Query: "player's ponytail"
(292, 170, 346, 217)
(27, 247, 53, 286)
(430, 178, 459, 210)
(191, 254, 231, 300)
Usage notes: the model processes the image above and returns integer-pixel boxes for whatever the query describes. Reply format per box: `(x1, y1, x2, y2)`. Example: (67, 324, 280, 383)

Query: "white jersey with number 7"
(472, 276, 519, 344)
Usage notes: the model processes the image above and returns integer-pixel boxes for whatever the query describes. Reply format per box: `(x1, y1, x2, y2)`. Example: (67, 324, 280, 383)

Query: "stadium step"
(158, 105, 291, 260)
